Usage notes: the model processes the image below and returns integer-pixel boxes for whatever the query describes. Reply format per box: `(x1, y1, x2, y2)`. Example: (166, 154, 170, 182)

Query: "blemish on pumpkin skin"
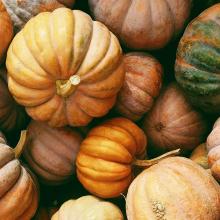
(155, 122, 165, 132)
(152, 201, 166, 220)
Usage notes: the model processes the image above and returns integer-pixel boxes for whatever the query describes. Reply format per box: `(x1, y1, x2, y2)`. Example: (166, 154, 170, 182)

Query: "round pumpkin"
(0, 0, 13, 64)
(142, 83, 208, 156)
(0, 131, 39, 219)
(175, 4, 220, 114)
(115, 52, 163, 121)
(52, 195, 124, 220)
(6, 8, 125, 127)
(23, 120, 83, 185)
(126, 157, 220, 220)
(89, 0, 192, 50)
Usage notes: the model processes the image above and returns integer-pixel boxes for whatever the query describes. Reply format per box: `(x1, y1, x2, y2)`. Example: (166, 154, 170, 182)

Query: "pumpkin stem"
(14, 130, 27, 158)
(133, 148, 181, 167)
(56, 75, 81, 97)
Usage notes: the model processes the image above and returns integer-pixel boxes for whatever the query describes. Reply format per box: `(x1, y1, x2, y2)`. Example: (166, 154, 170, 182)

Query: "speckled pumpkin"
(126, 157, 220, 220)
(175, 4, 220, 113)
(115, 53, 163, 121)
(6, 8, 124, 127)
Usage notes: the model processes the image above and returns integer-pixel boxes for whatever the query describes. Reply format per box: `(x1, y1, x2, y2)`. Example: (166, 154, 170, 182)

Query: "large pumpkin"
(142, 83, 208, 156)
(175, 4, 220, 113)
(6, 8, 124, 127)
(115, 53, 163, 121)
(89, 0, 192, 50)
(52, 195, 124, 220)
(23, 120, 83, 184)
(126, 157, 220, 220)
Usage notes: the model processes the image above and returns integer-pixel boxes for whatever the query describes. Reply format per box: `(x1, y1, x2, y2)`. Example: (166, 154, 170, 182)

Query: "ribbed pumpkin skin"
(76, 117, 147, 198)
(175, 4, 220, 113)
(142, 83, 208, 156)
(6, 8, 124, 127)
(115, 53, 163, 121)
(23, 120, 83, 185)
(0, 139, 39, 220)
(52, 196, 124, 220)
(89, 0, 191, 50)
(126, 157, 220, 220)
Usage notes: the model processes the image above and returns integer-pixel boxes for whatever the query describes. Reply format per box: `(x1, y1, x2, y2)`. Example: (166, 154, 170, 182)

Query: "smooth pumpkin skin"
(76, 117, 147, 198)
(6, 8, 124, 127)
(175, 4, 220, 113)
(126, 157, 220, 220)
(115, 53, 163, 121)
(89, 0, 192, 50)
(52, 195, 124, 220)
(142, 83, 208, 156)
(23, 120, 83, 185)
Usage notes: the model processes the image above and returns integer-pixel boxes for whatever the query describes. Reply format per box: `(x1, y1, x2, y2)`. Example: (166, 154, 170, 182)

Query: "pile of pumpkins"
(0, 0, 220, 219)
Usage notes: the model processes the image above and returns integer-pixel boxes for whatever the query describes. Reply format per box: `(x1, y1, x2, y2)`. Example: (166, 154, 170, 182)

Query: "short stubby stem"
(14, 130, 27, 158)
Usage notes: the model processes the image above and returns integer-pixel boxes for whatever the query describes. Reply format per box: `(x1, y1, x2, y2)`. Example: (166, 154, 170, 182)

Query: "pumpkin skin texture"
(6, 8, 124, 127)
(115, 53, 163, 121)
(52, 195, 124, 220)
(126, 157, 220, 220)
(142, 83, 208, 156)
(76, 117, 147, 198)
(175, 4, 220, 114)
(23, 120, 83, 185)
(89, 0, 192, 50)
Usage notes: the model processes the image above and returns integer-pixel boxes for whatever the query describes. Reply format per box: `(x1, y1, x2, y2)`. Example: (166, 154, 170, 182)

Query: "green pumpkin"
(175, 4, 220, 113)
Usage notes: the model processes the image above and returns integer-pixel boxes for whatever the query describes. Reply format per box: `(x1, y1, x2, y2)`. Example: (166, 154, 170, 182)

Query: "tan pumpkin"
(23, 120, 83, 185)
(0, 131, 39, 220)
(89, 0, 192, 50)
(52, 195, 124, 220)
(126, 157, 220, 220)
(0, 0, 13, 63)
(142, 83, 208, 156)
(6, 8, 125, 127)
(115, 53, 163, 121)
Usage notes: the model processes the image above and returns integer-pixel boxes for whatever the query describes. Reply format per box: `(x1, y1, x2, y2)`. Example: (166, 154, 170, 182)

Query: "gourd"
(89, 0, 192, 50)
(115, 52, 163, 121)
(52, 195, 124, 220)
(6, 8, 125, 127)
(175, 4, 220, 114)
(126, 157, 220, 220)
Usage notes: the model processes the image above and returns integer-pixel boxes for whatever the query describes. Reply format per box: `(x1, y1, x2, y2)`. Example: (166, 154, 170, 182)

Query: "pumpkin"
(6, 8, 124, 127)
(126, 157, 220, 220)
(89, 0, 192, 50)
(142, 83, 208, 156)
(175, 4, 220, 114)
(52, 195, 124, 220)
(0, 0, 13, 64)
(115, 52, 163, 121)
(23, 120, 83, 185)
(0, 131, 39, 220)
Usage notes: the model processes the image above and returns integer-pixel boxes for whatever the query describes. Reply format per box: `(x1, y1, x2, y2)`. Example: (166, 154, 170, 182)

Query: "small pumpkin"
(52, 195, 124, 220)
(126, 157, 220, 220)
(175, 4, 220, 114)
(142, 83, 208, 156)
(89, 0, 192, 50)
(115, 52, 163, 121)
(6, 8, 124, 127)
(23, 120, 83, 185)
(0, 131, 39, 220)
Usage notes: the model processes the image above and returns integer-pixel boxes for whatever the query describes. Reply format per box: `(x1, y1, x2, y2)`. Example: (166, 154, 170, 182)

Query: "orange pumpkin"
(6, 8, 125, 127)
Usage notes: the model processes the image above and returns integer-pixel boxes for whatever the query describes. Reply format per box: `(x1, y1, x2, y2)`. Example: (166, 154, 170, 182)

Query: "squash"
(0, 0, 13, 64)
(175, 4, 220, 114)
(126, 157, 220, 220)
(89, 0, 192, 50)
(6, 8, 125, 127)
(115, 52, 163, 121)
(142, 83, 208, 156)
(0, 131, 39, 220)
(23, 120, 83, 185)
(52, 195, 124, 220)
